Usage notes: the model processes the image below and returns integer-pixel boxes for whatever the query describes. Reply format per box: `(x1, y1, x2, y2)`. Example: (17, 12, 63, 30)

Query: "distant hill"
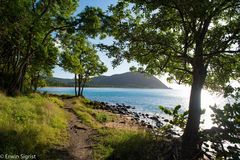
(46, 72, 170, 89)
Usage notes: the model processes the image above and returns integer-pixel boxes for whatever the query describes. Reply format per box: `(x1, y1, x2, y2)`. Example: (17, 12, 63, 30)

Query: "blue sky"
(53, 0, 138, 78)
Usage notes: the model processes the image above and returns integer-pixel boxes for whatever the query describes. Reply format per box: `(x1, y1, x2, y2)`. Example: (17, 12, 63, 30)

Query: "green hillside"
(47, 72, 169, 89)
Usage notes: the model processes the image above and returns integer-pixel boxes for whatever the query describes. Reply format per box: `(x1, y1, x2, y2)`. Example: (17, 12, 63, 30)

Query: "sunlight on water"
(39, 87, 225, 129)
(170, 88, 225, 129)
(201, 90, 225, 129)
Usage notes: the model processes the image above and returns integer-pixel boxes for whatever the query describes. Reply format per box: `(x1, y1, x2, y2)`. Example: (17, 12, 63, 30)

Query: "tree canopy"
(100, 0, 240, 159)
(102, 0, 240, 89)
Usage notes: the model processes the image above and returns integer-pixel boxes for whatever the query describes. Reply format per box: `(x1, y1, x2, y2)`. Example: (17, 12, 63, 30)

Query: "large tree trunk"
(182, 64, 206, 159)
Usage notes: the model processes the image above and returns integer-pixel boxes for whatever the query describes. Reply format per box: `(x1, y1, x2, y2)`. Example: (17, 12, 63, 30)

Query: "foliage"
(202, 86, 240, 159)
(0, 93, 68, 159)
(0, 0, 79, 95)
(0, 0, 106, 95)
(159, 105, 188, 132)
(25, 42, 59, 92)
(102, 0, 240, 89)
(60, 34, 107, 96)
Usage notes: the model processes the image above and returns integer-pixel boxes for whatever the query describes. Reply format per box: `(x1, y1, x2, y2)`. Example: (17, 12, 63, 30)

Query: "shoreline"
(41, 86, 171, 89)
(50, 93, 165, 131)
(82, 99, 165, 130)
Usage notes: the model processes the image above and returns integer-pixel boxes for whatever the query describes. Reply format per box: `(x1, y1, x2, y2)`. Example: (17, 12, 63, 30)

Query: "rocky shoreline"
(88, 101, 164, 130)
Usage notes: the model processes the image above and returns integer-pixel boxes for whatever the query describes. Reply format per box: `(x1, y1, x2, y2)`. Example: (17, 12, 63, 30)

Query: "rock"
(140, 122, 146, 126)
(133, 112, 140, 118)
(156, 122, 162, 128)
(118, 110, 126, 114)
(150, 116, 159, 121)
(147, 125, 153, 129)
(164, 119, 169, 122)
(125, 105, 131, 109)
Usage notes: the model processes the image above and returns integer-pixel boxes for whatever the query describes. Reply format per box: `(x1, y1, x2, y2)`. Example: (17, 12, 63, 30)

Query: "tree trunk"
(80, 78, 87, 97)
(30, 78, 34, 91)
(182, 65, 206, 159)
(74, 74, 77, 96)
(33, 79, 38, 92)
(78, 74, 82, 97)
(7, 64, 27, 96)
(80, 85, 84, 97)
(33, 73, 40, 92)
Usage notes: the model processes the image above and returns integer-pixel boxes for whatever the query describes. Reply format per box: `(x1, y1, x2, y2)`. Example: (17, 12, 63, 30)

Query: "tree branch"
(41, 24, 75, 44)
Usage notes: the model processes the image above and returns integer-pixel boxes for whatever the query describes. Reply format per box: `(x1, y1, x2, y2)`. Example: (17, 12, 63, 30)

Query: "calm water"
(39, 87, 225, 128)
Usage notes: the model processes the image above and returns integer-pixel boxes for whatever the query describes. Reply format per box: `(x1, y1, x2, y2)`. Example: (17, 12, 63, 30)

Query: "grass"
(93, 128, 181, 160)
(0, 93, 179, 160)
(72, 98, 115, 129)
(95, 112, 115, 123)
(0, 93, 68, 159)
(92, 129, 149, 160)
(71, 97, 175, 160)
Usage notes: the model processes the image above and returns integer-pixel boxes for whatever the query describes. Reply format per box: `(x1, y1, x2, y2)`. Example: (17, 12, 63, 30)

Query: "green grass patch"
(92, 128, 162, 160)
(48, 96, 64, 107)
(72, 98, 116, 128)
(94, 112, 115, 123)
(0, 93, 68, 159)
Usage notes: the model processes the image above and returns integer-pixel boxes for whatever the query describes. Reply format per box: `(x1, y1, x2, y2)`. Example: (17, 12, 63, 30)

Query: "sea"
(38, 87, 225, 129)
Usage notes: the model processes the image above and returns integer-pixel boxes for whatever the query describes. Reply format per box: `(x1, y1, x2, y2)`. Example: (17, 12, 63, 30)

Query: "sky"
(52, 0, 183, 89)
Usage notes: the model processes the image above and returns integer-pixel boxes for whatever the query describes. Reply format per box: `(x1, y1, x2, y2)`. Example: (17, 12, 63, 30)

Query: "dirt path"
(63, 99, 95, 160)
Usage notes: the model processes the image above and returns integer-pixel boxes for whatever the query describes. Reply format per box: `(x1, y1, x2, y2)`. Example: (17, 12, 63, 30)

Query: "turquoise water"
(39, 87, 190, 112)
(39, 87, 224, 128)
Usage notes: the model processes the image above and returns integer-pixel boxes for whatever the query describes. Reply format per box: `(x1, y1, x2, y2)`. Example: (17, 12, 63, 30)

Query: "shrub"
(202, 86, 240, 159)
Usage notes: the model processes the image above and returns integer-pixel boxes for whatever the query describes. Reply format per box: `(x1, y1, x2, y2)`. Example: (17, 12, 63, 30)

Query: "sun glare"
(201, 90, 225, 129)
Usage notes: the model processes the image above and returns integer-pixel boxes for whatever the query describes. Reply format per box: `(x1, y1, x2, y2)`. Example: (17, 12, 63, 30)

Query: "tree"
(60, 34, 107, 97)
(60, 35, 83, 96)
(0, 0, 78, 95)
(100, 0, 240, 159)
(79, 52, 108, 96)
(0, 1, 105, 96)
(27, 41, 58, 92)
